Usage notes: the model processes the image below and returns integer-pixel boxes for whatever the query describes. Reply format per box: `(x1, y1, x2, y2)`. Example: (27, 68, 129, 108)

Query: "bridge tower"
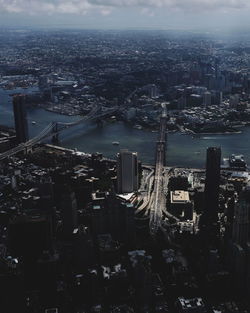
(25, 146, 33, 155)
(52, 123, 59, 144)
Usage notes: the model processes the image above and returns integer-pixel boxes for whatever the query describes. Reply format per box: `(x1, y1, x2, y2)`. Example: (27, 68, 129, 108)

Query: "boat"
(32, 121, 36, 125)
(134, 124, 142, 130)
(112, 141, 120, 146)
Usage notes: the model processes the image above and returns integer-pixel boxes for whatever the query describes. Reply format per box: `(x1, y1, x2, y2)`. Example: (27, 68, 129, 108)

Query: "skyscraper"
(117, 149, 138, 194)
(204, 147, 221, 224)
(13, 94, 29, 143)
(91, 193, 136, 245)
(230, 185, 250, 293)
(203, 91, 212, 107)
(233, 186, 250, 248)
(61, 187, 78, 237)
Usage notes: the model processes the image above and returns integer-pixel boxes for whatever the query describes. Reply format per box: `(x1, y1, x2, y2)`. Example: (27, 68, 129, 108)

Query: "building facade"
(117, 149, 138, 194)
(13, 94, 29, 143)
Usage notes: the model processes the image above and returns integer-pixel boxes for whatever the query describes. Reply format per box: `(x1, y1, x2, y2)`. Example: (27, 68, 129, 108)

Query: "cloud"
(0, 0, 248, 15)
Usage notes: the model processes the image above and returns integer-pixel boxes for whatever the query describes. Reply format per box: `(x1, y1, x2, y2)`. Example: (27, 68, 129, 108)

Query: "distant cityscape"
(1, 29, 250, 313)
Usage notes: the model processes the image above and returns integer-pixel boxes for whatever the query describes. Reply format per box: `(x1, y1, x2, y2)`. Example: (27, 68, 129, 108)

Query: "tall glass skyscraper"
(117, 149, 138, 194)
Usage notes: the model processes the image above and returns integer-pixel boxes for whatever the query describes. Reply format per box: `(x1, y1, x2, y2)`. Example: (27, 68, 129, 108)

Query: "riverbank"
(188, 130, 242, 135)
(2, 87, 250, 168)
(177, 124, 242, 136)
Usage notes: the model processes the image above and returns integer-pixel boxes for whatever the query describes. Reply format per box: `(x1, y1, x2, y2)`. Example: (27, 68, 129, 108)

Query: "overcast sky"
(0, 0, 250, 30)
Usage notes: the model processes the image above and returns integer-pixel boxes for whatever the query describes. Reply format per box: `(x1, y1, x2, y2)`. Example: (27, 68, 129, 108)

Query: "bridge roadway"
(0, 106, 118, 161)
(149, 111, 167, 235)
(135, 104, 179, 233)
(149, 104, 179, 235)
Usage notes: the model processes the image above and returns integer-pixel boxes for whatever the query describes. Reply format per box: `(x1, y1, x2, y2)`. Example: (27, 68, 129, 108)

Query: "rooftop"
(177, 297, 205, 310)
(171, 190, 190, 204)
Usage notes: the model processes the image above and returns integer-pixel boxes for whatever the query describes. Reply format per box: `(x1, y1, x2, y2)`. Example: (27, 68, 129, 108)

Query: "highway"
(149, 104, 168, 235)
(136, 169, 154, 214)
(135, 104, 179, 233)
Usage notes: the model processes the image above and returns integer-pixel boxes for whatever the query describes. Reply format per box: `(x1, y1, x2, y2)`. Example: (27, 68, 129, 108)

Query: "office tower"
(150, 84, 159, 98)
(117, 149, 138, 194)
(203, 91, 212, 107)
(230, 186, 250, 293)
(92, 193, 135, 245)
(233, 186, 250, 248)
(219, 91, 223, 105)
(13, 94, 29, 143)
(61, 187, 78, 237)
(205, 74, 215, 90)
(233, 202, 249, 248)
(204, 147, 221, 224)
(211, 90, 223, 106)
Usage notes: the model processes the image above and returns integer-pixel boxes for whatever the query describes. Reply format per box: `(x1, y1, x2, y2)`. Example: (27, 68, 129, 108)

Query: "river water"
(1, 88, 249, 168)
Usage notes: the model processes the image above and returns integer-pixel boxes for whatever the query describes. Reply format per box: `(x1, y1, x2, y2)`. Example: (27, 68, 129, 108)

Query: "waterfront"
(1, 88, 250, 168)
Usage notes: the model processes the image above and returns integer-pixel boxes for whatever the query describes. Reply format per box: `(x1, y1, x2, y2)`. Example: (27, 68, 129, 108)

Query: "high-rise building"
(230, 185, 250, 294)
(219, 91, 223, 105)
(13, 94, 29, 143)
(204, 147, 221, 225)
(203, 91, 212, 107)
(91, 193, 136, 245)
(149, 84, 159, 98)
(232, 185, 250, 247)
(61, 187, 78, 237)
(233, 197, 249, 248)
(117, 149, 138, 194)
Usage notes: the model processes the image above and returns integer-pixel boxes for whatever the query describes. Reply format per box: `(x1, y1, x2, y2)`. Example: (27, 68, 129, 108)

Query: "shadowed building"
(117, 149, 138, 194)
(8, 214, 53, 261)
(204, 147, 221, 225)
(230, 185, 250, 294)
(233, 191, 249, 248)
(13, 94, 29, 143)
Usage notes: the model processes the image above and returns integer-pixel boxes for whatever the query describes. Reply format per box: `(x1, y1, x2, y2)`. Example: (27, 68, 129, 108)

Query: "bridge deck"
(149, 107, 167, 235)
(0, 106, 118, 161)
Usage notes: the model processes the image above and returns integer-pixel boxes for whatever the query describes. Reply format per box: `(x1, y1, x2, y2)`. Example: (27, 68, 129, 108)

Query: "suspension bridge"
(0, 105, 118, 161)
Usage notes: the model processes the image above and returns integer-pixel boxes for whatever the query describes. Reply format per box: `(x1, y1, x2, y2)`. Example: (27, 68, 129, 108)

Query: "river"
(0, 87, 249, 168)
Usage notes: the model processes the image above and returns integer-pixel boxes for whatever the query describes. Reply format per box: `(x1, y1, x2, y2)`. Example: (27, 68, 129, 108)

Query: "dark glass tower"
(13, 94, 29, 143)
(233, 186, 250, 248)
(204, 147, 221, 224)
